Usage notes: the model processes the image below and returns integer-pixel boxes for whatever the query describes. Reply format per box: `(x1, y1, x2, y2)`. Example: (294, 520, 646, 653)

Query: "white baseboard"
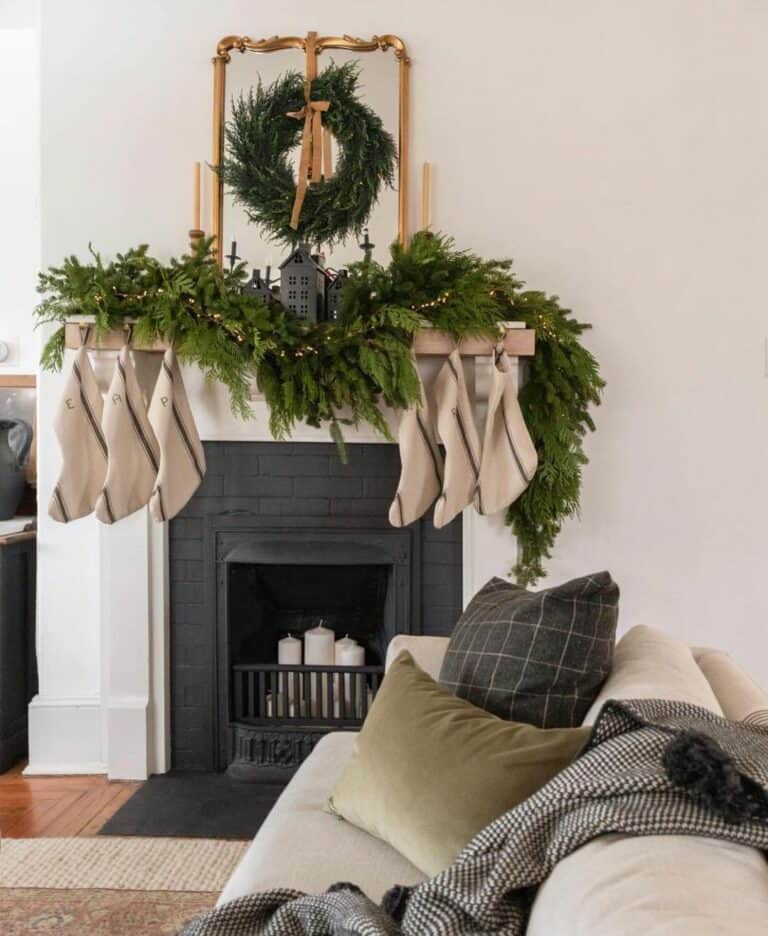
(26, 695, 152, 780)
(23, 761, 107, 776)
(26, 695, 105, 776)
(105, 696, 150, 781)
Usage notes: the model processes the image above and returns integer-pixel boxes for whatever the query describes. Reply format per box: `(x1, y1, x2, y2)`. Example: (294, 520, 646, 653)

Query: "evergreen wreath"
(36, 234, 603, 586)
(221, 61, 397, 247)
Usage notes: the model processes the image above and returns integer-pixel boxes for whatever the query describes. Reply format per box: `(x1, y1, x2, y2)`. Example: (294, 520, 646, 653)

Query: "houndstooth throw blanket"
(180, 699, 768, 936)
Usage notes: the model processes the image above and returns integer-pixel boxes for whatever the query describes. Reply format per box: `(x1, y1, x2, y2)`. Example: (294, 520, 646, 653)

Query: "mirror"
(210, 34, 410, 277)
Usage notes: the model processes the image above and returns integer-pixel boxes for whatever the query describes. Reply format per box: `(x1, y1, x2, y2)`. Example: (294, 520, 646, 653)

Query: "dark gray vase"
(0, 418, 33, 520)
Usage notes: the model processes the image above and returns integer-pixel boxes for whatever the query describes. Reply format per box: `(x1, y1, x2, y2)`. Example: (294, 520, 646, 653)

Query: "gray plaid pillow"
(438, 573, 619, 727)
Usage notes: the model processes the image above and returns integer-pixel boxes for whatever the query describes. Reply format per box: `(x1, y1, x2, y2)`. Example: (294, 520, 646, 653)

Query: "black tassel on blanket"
(663, 730, 768, 824)
(381, 884, 412, 923)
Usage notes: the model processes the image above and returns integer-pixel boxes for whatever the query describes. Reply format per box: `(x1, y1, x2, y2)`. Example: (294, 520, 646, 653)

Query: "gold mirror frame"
(210, 32, 411, 265)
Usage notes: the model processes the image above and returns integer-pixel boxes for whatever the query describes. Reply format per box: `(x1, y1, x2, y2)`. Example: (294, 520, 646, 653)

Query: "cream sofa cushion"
(385, 634, 450, 681)
(217, 732, 426, 907)
(530, 626, 768, 933)
(692, 646, 768, 722)
(583, 624, 723, 724)
(528, 833, 768, 936)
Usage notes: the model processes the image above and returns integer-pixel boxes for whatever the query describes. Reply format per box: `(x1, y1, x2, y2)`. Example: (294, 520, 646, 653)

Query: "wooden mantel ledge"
(413, 327, 534, 357)
(64, 322, 535, 357)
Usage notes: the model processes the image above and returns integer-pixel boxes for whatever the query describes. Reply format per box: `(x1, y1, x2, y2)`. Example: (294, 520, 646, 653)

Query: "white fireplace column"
(99, 507, 169, 780)
(461, 348, 523, 603)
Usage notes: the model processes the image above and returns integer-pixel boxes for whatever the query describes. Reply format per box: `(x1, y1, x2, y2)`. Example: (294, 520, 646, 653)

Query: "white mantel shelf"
(63, 323, 536, 357)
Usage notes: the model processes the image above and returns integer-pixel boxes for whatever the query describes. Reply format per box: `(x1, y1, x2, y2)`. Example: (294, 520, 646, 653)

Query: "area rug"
(0, 888, 216, 935)
(0, 837, 248, 891)
(98, 771, 285, 840)
(0, 838, 248, 935)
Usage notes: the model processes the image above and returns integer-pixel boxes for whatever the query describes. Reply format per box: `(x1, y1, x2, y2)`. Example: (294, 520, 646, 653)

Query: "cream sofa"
(219, 626, 768, 933)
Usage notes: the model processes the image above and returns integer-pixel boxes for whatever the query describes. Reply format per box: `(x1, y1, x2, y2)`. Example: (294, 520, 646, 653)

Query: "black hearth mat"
(99, 772, 286, 840)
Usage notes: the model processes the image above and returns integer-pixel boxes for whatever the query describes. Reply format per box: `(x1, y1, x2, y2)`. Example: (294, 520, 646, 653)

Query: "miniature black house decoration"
(243, 269, 275, 304)
(238, 241, 358, 324)
(325, 269, 347, 321)
(279, 244, 326, 323)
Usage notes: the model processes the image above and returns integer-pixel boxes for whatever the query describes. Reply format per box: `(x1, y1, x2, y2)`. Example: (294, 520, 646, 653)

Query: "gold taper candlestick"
(193, 161, 201, 229)
(421, 161, 431, 230)
(189, 161, 204, 247)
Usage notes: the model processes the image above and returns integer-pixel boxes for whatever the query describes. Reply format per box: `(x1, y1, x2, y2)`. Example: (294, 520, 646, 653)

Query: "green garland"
(488, 277, 604, 585)
(221, 62, 397, 247)
(339, 236, 605, 584)
(36, 234, 603, 586)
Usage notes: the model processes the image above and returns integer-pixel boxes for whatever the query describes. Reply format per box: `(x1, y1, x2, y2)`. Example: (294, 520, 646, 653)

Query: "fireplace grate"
(232, 663, 385, 728)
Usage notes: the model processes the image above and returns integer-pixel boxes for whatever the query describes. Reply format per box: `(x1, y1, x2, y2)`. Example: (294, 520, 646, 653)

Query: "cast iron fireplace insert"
(219, 527, 413, 777)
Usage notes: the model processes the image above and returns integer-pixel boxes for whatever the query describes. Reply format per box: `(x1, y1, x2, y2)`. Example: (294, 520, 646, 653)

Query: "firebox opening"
(228, 562, 392, 669)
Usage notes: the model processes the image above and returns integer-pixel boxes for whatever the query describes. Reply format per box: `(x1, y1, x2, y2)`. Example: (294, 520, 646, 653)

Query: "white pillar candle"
(278, 633, 302, 705)
(334, 634, 357, 709)
(278, 633, 302, 665)
(304, 623, 335, 664)
(274, 693, 284, 718)
(304, 622, 335, 716)
(334, 633, 358, 664)
(266, 692, 296, 719)
(338, 641, 365, 715)
(337, 642, 364, 667)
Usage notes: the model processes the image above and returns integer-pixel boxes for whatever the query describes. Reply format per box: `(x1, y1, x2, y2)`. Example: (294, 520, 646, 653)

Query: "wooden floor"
(0, 761, 142, 838)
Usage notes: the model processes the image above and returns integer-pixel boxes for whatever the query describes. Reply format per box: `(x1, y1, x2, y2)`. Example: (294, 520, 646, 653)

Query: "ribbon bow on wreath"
(286, 33, 333, 230)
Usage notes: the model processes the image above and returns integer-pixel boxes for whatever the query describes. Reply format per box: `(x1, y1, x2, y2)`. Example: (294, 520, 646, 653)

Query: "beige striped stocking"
(49, 342, 107, 523)
(148, 348, 206, 522)
(388, 369, 443, 527)
(95, 345, 160, 524)
(476, 347, 538, 514)
(433, 349, 483, 528)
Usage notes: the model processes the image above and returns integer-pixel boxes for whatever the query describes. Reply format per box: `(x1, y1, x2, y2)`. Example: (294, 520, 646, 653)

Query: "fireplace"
(220, 525, 412, 777)
(170, 442, 462, 774)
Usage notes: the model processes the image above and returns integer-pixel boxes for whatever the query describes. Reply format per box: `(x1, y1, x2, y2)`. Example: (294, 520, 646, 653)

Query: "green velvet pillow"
(326, 651, 590, 877)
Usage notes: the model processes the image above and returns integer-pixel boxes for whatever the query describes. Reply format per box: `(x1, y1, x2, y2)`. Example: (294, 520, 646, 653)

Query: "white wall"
(32, 0, 768, 770)
(0, 0, 40, 373)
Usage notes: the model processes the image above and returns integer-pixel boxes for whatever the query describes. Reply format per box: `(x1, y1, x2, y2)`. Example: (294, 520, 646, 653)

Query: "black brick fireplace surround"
(170, 441, 462, 773)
